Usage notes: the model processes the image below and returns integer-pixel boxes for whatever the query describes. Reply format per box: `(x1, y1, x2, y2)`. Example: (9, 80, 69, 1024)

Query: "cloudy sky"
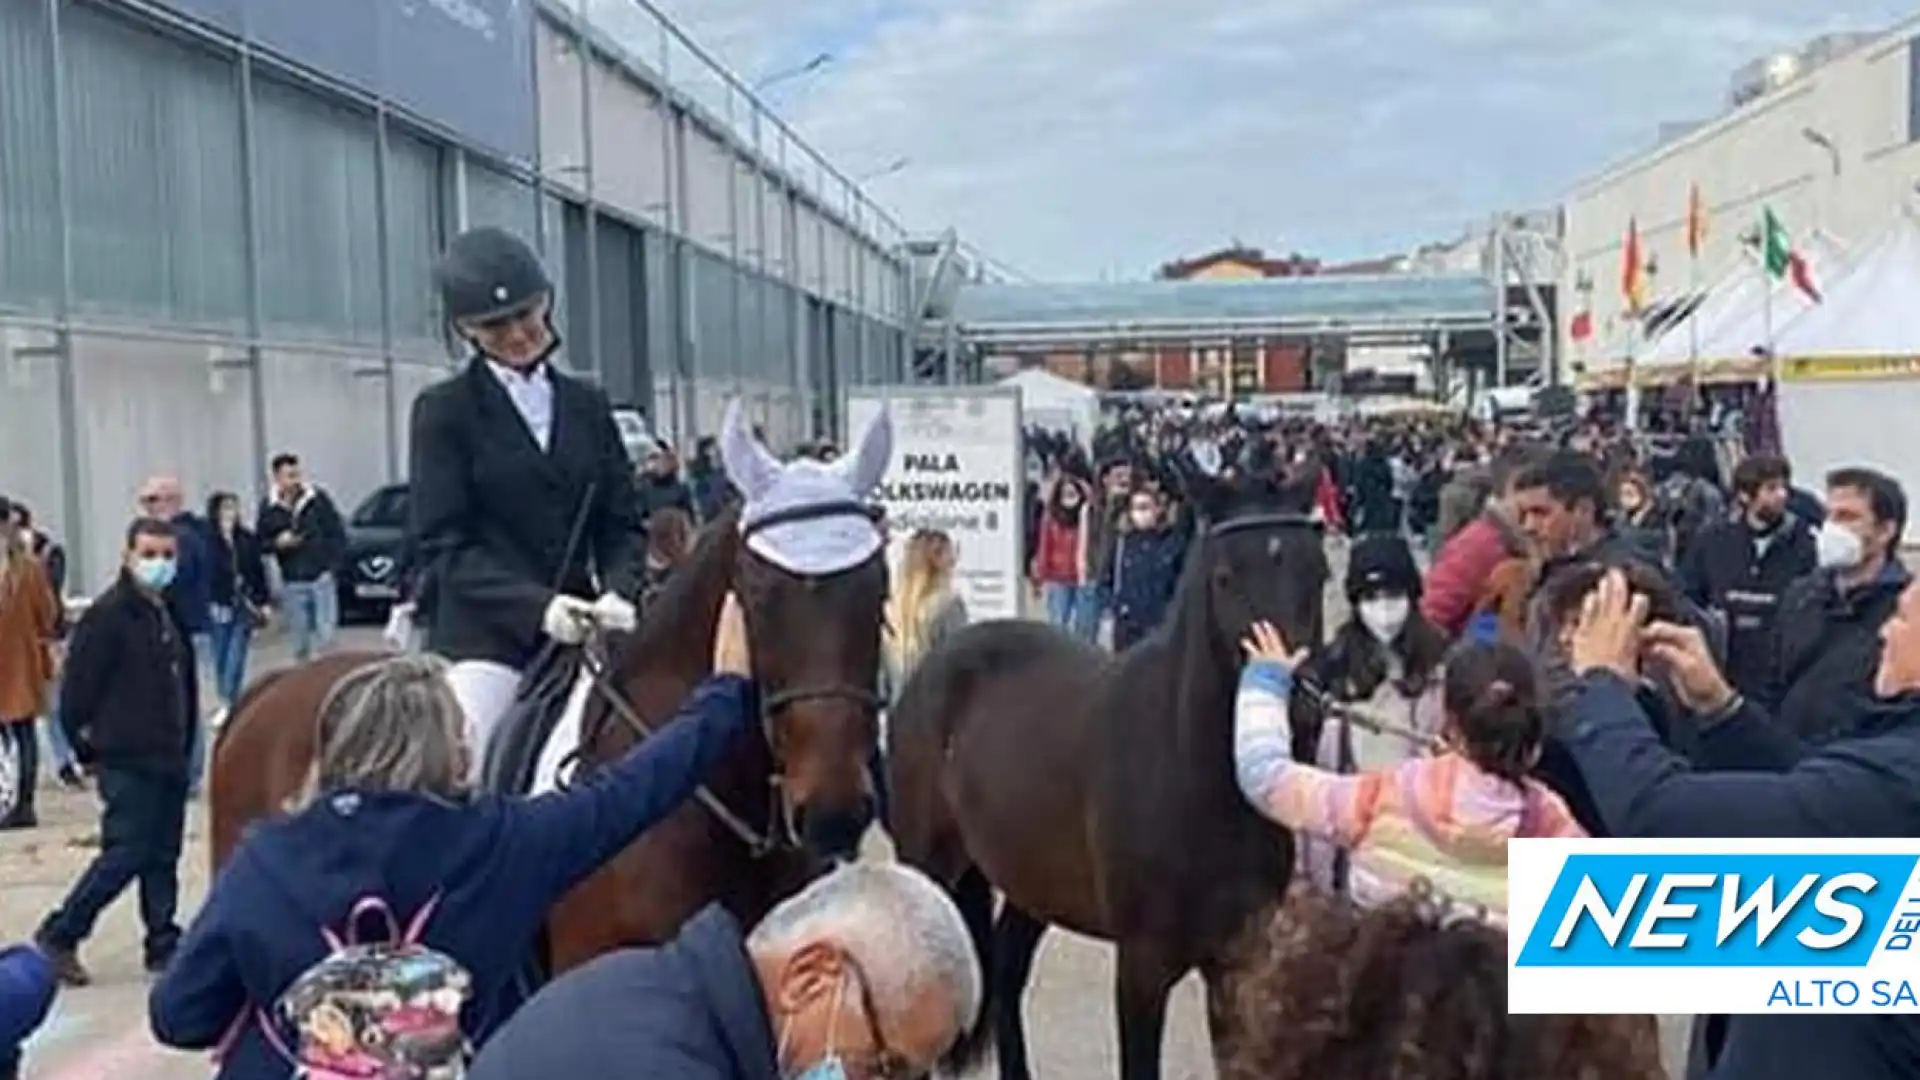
(638, 0, 1914, 280)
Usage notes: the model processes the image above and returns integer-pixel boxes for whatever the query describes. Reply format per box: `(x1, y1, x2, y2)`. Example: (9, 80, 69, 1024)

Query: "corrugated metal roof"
(953, 274, 1498, 330)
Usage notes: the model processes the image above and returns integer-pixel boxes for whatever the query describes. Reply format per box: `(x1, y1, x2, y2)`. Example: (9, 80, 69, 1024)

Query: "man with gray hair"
(469, 862, 982, 1080)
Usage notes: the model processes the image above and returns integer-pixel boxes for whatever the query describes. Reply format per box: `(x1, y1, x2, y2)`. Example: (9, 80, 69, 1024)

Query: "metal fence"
(0, 0, 916, 587)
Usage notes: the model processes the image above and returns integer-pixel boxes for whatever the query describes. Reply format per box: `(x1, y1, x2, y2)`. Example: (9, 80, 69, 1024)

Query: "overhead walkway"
(947, 274, 1499, 348)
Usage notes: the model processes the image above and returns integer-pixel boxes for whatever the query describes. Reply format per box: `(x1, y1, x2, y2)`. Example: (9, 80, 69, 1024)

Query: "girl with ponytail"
(1233, 626, 1581, 926)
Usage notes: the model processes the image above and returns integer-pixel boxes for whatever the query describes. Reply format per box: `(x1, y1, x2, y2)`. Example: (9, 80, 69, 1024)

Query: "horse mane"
(611, 504, 741, 684)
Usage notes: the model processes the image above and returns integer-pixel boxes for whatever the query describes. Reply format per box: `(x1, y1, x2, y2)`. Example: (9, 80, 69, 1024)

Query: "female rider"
(409, 227, 642, 777)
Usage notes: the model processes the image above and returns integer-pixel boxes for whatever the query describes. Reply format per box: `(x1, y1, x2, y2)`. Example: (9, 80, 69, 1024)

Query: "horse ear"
(833, 405, 894, 497)
(718, 398, 781, 502)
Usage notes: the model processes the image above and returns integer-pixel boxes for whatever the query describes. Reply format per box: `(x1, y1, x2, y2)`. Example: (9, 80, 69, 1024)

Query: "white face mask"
(1358, 595, 1411, 643)
(1815, 520, 1866, 571)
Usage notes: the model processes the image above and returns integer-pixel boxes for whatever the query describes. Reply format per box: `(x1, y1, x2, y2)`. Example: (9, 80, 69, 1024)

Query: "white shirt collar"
(485, 358, 550, 388)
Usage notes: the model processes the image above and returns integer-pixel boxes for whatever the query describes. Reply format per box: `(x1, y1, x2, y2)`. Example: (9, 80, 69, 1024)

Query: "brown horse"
(209, 406, 894, 974)
(887, 466, 1330, 1080)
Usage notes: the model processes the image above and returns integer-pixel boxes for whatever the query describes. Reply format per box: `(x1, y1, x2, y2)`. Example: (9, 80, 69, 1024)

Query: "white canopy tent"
(997, 368, 1101, 441)
(1770, 212, 1920, 541)
(1639, 252, 1768, 366)
(1694, 229, 1851, 364)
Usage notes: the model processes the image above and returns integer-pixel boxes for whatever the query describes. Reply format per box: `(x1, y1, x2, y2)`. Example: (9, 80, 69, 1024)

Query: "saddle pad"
(529, 669, 597, 796)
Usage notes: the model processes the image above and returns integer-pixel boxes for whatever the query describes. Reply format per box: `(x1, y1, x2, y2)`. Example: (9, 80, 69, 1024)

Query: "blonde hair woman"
(883, 530, 969, 701)
(147, 598, 758, 1073)
(0, 497, 57, 830)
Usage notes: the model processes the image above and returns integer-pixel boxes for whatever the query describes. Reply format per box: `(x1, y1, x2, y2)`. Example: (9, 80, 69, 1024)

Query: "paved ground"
(1, 554, 1687, 1079)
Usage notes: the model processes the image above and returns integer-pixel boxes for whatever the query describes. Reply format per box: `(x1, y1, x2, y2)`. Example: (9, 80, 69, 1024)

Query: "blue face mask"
(133, 556, 177, 591)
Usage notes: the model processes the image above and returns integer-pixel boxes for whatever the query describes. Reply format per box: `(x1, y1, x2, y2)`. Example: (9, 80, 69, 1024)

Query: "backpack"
(242, 894, 473, 1080)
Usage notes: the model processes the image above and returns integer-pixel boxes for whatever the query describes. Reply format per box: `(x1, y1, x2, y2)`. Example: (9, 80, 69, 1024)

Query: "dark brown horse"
(887, 466, 1329, 1080)
(209, 407, 894, 973)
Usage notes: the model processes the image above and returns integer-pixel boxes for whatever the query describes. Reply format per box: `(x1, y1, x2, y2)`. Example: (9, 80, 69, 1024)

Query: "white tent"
(1770, 213, 1920, 362)
(1694, 229, 1851, 363)
(998, 368, 1100, 439)
(1770, 212, 1920, 541)
(1638, 252, 1768, 366)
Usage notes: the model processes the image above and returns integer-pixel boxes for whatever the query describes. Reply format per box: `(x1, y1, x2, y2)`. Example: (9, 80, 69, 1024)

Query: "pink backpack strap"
(403, 892, 443, 946)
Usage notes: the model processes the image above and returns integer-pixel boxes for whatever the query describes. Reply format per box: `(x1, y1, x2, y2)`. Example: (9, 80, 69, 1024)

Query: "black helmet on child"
(434, 226, 551, 324)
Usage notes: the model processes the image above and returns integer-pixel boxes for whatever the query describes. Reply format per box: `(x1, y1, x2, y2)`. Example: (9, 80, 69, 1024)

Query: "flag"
(1686, 183, 1708, 258)
(1621, 218, 1648, 314)
(1570, 310, 1593, 342)
(1761, 206, 1821, 303)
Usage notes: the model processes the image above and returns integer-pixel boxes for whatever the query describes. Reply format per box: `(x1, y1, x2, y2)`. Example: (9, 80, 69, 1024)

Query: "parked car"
(337, 482, 409, 624)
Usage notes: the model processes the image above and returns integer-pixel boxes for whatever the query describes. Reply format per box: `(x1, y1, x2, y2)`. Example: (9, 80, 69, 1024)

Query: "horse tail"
(892, 627, 1044, 1074)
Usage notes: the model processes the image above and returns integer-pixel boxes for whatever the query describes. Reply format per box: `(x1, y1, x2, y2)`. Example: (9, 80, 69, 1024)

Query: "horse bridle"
(563, 498, 886, 858)
(1203, 511, 1324, 639)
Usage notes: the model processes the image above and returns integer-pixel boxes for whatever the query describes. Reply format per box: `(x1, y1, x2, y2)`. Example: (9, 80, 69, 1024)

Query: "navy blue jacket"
(1561, 674, 1920, 1080)
(0, 944, 55, 1077)
(148, 675, 755, 1080)
(1108, 526, 1186, 634)
(166, 512, 214, 634)
(468, 905, 779, 1080)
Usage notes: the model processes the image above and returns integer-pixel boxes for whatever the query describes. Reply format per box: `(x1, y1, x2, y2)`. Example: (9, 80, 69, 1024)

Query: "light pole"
(754, 51, 832, 93)
(1802, 127, 1841, 176)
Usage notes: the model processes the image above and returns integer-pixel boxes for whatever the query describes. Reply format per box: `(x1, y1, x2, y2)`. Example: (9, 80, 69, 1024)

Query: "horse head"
(719, 400, 893, 860)
(1182, 443, 1330, 668)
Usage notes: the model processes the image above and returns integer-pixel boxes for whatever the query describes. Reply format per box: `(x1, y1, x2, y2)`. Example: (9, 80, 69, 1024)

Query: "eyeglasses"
(842, 954, 910, 1080)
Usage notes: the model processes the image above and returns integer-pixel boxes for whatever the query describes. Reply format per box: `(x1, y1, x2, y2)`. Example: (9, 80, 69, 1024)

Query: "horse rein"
(559, 497, 887, 858)
(1291, 675, 1446, 753)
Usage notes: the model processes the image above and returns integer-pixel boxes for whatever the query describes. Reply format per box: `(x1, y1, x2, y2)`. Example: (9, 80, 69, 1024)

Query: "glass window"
(63, 4, 247, 325)
(386, 129, 445, 345)
(0, 0, 59, 309)
(253, 75, 381, 339)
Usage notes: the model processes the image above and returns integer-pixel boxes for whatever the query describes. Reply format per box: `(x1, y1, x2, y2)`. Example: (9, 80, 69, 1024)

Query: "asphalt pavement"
(0, 571, 1690, 1079)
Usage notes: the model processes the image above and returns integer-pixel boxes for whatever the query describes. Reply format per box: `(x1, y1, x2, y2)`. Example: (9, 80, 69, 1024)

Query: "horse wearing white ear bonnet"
(718, 400, 894, 576)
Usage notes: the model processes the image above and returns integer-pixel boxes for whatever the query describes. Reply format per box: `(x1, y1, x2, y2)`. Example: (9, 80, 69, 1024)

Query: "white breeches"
(444, 660, 523, 785)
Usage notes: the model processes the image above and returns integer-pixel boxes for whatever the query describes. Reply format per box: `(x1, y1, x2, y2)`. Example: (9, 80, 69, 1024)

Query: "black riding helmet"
(434, 226, 552, 325)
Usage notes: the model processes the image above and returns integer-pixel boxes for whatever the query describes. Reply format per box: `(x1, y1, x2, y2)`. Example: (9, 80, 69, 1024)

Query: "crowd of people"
(4, 226, 1917, 1080)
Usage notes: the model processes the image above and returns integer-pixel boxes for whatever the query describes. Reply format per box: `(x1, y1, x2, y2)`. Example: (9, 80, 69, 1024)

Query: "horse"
(887, 458, 1332, 1080)
(208, 400, 895, 974)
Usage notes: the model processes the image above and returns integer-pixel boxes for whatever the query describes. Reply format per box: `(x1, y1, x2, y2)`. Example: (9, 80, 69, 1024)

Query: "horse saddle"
(479, 647, 586, 798)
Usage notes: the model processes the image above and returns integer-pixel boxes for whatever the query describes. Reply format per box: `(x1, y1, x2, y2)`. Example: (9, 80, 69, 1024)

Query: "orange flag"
(1686, 183, 1708, 259)
(1622, 218, 1648, 314)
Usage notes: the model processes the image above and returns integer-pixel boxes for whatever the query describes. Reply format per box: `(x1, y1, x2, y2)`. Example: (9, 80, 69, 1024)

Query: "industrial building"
(0, 0, 914, 583)
(1562, 18, 1920, 379)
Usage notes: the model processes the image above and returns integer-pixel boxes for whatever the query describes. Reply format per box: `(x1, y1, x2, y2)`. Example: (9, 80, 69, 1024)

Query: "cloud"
(636, 0, 1915, 279)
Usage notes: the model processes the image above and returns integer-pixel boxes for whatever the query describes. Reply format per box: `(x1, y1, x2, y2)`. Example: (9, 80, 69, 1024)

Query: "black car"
(337, 483, 409, 624)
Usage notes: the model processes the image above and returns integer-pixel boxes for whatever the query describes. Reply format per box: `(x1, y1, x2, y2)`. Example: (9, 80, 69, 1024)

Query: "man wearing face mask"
(1772, 466, 1909, 744)
(32, 518, 196, 983)
(1679, 454, 1816, 710)
(409, 227, 642, 784)
(467, 862, 981, 1080)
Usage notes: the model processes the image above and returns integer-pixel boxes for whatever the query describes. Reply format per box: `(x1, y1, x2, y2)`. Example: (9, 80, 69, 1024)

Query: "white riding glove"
(542, 595, 597, 645)
(382, 602, 416, 651)
(591, 592, 638, 633)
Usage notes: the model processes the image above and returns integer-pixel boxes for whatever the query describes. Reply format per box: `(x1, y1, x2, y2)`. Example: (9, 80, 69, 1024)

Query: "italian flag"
(1762, 207, 1821, 303)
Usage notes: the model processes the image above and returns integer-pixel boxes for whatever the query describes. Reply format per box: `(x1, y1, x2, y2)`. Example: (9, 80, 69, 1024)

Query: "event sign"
(845, 388, 1025, 622)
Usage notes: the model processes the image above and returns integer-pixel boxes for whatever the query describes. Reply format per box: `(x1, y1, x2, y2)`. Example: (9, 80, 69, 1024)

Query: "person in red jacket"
(1030, 472, 1099, 642)
(1422, 445, 1543, 638)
